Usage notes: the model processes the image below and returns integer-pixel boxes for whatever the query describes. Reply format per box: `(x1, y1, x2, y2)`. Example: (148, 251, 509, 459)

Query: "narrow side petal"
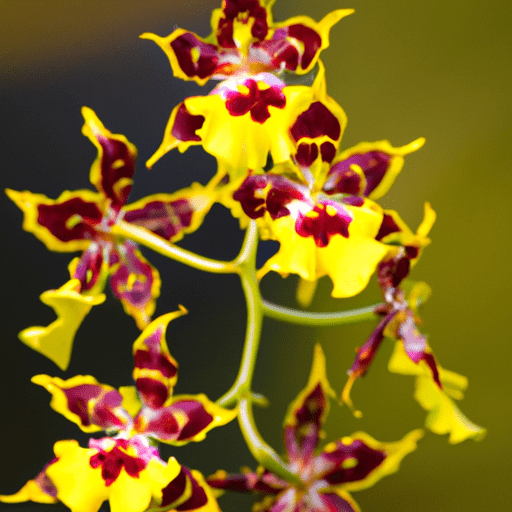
(139, 394, 237, 445)
(283, 344, 335, 463)
(123, 183, 215, 242)
(140, 30, 222, 85)
(132, 309, 186, 408)
(325, 429, 423, 493)
(82, 107, 137, 210)
(109, 242, 161, 329)
(19, 279, 105, 370)
(0, 460, 58, 504)
(32, 374, 130, 433)
(6, 188, 103, 252)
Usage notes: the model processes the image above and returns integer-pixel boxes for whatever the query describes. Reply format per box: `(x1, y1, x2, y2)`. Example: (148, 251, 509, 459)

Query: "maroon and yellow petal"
(146, 102, 206, 170)
(341, 311, 395, 416)
(207, 468, 286, 495)
(257, 200, 388, 299)
(0, 460, 58, 504)
(137, 394, 237, 445)
(210, 0, 271, 51)
(317, 490, 360, 512)
(319, 429, 423, 492)
(157, 467, 221, 512)
(233, 173, 310, 221)
(287, 63, 347, 185)
(377, 203, 436, 263)
(109, 241, 161, 330)
(68, 244, 110, 294)
(47, 438, 181, 512)
(6, 188, 104, 252)
(388, 342, 486, 443)
(140, 29, 224, 86)
(18, 279, 106, 371)
(283, 344, 335, 464)
(132, 309, 186, 408)
(32, 374, 130, 433)
(324, 138, 425, 200)
(267, 10, 353, 74)
(82, 107, 137, 210)
(122, 183, 215, 242)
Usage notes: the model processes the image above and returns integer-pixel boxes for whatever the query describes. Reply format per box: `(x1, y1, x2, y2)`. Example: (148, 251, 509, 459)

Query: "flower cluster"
(3, 1, 484, 512)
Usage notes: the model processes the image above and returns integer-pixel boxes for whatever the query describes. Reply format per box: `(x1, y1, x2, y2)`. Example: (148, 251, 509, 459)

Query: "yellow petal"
(388, 342, 486, 443)
(19, 279, 105, 370)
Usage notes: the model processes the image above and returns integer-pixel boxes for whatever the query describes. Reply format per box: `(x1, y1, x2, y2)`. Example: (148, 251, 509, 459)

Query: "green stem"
(112, 220, 236, 274)
(262, 300, 379, 326)
(238, 398, 302, 486)
(217, 222, 261, 408)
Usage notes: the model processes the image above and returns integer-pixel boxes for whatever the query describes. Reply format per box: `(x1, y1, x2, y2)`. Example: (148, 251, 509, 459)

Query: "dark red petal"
(171, 103, 205, 142)
(375, 213, 402, 241)
(171, 32, 220, 80)
(319, 493, 359, 512)
(37, 197, 103, 243)
(347, 312, 396, 380)
(109, 241, 156, 318)
(207, 470, 285, 494)
(61, 384, 126, 430)
(290, 102, 341, 143)
(233, 174, 309, 220)
(319, 439, 386, 485)
(72, 244, 105, 292)
(123, 198, 195, 240)
(216, 0, 269, 48)
(93, 134, 136, 209)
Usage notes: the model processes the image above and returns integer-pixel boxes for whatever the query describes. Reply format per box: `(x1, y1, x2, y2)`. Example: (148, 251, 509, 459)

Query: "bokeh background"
(1, 1, 511, 511)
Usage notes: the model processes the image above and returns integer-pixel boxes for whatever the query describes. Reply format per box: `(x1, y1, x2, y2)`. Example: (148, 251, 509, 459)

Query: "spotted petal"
(388, 342, 486, 443)
(324, 138, 425, 200)
(18, 279, 105, 370)
(207, 468, 286, 495)
(47, 438, 181, 512)
(32, 374, 131, 433)
(156, 467, 221, 512)
(140, 29, 226, 86)
(0, 460, 58, 504)
(132, 310, 186, 408)
(257, 200, 388, 298)
(109, 241, 161, 329)
(6, 188, 104, 253)
(265, 9, 353, 74)
(82, 106, 137, 210)
(317, 429, 423, 492)
(283, 344, 335, 464)
(136, 394, 237, 445)
(123, 182, 215, 242)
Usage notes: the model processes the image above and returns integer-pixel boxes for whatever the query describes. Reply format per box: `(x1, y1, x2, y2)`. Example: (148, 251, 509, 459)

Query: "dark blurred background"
(1, 1, 511, 511)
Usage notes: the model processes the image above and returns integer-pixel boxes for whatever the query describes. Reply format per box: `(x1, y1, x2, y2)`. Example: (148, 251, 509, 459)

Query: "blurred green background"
(1, 1, 510, 511)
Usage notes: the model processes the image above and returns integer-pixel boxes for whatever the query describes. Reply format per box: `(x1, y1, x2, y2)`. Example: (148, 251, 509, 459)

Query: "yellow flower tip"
(5, 188, 30, 212)
(399, 137, 426, 155)
(30, 373, 52, 387)
(340, 374, 363, 418)
(81, 106, 106, 139)
(139, 32, 159, 42)
(326, 8, 356, 25)
(417, 202, 436, 239)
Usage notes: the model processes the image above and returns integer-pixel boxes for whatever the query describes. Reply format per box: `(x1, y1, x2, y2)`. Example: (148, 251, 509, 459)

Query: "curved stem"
(262, 300, 379, 326)
(112, 220, 237, 274)
(217, 223, 261, 407)
(238, 398, 302, 486)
